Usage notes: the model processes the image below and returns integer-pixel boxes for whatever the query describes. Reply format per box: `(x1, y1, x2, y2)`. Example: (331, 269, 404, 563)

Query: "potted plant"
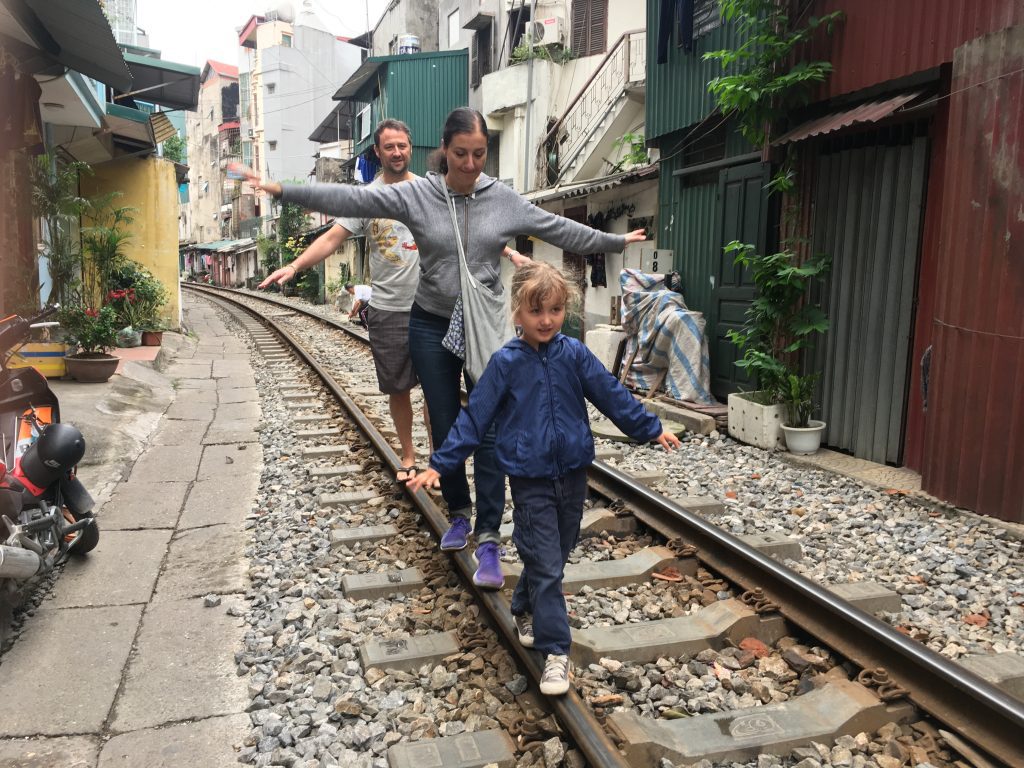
(725, 242, 831, 452)
(59, 304, 121, 383)
(109, 261, 169, 345)
(778, 371, 827, 455)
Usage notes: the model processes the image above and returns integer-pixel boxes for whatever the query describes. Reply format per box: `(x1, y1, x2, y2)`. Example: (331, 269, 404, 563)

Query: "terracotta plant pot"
(64, 354, 120, 383)
(141, 330, 163, 346)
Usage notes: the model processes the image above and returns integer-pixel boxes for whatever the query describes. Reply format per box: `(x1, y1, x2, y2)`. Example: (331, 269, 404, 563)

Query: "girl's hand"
(405, 467, 440, 493)
(624, 228, 649, 244)
(655, 431, 682, 451)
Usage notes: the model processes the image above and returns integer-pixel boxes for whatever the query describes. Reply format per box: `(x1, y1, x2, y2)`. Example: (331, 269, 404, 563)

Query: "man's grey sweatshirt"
(280, 172, 626, 318)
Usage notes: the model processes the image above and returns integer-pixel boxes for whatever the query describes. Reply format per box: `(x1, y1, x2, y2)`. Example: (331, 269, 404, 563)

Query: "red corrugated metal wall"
(921, 25, 1024, 523)
(808, 0, 1024, 99)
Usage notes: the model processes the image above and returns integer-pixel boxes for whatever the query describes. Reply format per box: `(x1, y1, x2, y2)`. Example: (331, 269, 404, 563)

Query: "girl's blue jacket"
(430, 334, 664, 479)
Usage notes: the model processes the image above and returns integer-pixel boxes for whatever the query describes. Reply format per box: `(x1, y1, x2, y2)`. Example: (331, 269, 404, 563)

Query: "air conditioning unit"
(528, 16, 565, 47)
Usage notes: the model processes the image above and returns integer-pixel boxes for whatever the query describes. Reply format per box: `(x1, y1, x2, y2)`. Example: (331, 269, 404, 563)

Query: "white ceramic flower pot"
(781, 420, 827, 455)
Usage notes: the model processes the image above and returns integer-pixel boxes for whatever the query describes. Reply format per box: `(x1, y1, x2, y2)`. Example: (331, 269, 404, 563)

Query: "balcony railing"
(540, 30, 646, 186)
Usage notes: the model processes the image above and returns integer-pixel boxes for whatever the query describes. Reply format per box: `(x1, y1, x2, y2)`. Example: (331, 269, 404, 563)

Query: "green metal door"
(709, 161, 770, 399)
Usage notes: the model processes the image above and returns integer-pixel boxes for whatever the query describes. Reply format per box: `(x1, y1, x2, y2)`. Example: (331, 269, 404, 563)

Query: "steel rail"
(189, 286, 631, 768)
(188, 284, 1024, 765)
(587, 463, 1024, 768)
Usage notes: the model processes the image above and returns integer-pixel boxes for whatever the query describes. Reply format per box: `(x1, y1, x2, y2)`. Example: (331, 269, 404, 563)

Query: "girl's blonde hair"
(510, 261, 582, 321)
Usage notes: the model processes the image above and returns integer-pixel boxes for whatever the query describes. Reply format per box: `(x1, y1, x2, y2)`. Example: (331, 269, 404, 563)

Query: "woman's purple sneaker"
(472, 541, 504, 589)
(440, 516, 472, 551)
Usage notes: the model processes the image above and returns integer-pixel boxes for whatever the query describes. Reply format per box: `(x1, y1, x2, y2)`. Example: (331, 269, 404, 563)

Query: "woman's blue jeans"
(408, 304, 503, 544)
(508, 468, 588, 656)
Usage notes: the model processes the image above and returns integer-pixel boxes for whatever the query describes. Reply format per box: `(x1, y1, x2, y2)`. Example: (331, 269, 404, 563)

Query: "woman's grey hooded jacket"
(279, 172, 626, 318)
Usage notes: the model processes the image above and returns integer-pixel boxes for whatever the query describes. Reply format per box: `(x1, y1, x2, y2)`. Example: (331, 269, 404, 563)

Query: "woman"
(244, 107, 647, 591)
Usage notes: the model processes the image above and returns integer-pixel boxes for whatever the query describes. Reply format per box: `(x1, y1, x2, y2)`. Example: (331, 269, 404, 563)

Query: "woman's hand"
(258, 264, 297, 289)
(624, 228, 649, 244)
(228, 163, 282, 197)
(655, 431, 682, 451)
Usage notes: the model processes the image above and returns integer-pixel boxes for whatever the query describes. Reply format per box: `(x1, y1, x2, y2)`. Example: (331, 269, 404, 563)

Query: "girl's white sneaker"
(540, 653, 570, 695)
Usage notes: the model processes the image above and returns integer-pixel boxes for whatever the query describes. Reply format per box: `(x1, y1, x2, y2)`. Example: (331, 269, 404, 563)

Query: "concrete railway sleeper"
(186, 284, 1024, 768)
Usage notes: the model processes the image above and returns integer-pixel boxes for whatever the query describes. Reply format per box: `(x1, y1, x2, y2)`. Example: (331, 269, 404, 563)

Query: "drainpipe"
(522, 0, 538, 192)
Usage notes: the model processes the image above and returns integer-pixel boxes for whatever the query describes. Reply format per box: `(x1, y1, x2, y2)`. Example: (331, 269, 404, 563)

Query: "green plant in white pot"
(779, 371, 826, 455)
(725, 242, 831, 453)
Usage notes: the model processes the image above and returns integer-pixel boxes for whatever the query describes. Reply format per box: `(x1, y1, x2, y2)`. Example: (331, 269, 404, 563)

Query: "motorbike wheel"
(65, 510, 100, 555)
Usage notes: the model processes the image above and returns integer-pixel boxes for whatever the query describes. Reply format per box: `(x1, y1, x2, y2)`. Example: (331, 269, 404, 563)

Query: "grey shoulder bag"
(440, 185, 511, 382)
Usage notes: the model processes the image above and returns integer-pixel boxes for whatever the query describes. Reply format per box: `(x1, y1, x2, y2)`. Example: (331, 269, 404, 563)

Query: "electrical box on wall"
(622, 245, 674, 275)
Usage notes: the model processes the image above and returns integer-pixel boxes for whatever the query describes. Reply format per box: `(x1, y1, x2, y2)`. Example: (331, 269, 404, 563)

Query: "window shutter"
(571, 0, 608, 56)
(471, 33, 480, 87)
(591, 0, 608, 54)
(571, 0, 588, 54)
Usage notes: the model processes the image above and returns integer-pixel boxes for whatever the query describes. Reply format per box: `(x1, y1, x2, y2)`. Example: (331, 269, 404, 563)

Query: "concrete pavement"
(0, 296, 262, 767)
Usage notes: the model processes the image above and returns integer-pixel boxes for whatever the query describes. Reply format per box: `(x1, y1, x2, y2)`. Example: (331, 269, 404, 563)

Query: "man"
(259, 119, 424, 483)
(345, 282, 371, 326)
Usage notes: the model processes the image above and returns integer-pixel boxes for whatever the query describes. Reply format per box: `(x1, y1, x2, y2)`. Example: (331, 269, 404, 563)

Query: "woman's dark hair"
(431, 107, 488, 173)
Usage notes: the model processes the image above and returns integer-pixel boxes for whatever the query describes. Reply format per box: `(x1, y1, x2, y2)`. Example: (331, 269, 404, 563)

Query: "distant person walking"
(256, 119, 423, 484)
(407, 262, 680, 695)
(244, 107, 648, 590)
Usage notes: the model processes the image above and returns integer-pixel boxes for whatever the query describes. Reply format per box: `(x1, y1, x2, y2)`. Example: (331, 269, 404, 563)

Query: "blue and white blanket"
(618, 269, 716, 405)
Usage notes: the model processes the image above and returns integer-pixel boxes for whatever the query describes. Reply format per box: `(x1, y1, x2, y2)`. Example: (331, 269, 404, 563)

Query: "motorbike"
(0, 306, 99, 644)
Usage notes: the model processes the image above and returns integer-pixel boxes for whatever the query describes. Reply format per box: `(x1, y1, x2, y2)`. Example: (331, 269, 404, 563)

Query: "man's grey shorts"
(366, 305, 417, 394)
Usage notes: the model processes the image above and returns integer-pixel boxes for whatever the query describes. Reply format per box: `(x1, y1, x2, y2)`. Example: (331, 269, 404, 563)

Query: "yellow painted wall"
(81, 156, 181, 328)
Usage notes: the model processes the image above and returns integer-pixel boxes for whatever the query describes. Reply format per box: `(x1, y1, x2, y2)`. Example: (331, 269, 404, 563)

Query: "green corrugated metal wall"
(645, 0, 744, 141)
(658, 141, 718, 318)
(352, 52, 468, 177)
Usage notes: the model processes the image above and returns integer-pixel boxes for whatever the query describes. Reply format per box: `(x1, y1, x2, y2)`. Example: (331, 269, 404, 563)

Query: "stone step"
(670, 495, 726, 516)
(341, 568, 423, 600)
(330, 524, 399, 548)
(503, 546, 696, 593)
(360, 631, 460, 673)
(828, 581, 901, 615)
(291, 415, 323, 424)
(631, 469, 668, 485)
(279, 382, 306, 390)
(319, 489, 376, 507)
(594, 446, 625, 462)
(579, 506, 637, 537)
(351, 387, 387, 398)
(739, 532, 803, 563)
(388, 731, 517, 768)
(295, 428, 343, 439)
(571, 598, 788, 667)
(608, 679, 915, 765)
(960, 653, 1024, 700)
(309, 464, 362, 478)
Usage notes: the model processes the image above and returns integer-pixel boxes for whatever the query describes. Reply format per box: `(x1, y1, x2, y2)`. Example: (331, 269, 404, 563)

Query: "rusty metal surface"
(773, 91, 922, 144)
(920, 24, 1024, 524)
(807, 0, 1024, 99)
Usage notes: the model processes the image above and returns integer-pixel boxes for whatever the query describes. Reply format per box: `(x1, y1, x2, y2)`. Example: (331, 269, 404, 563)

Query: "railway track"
(185, 283, 1024, 768)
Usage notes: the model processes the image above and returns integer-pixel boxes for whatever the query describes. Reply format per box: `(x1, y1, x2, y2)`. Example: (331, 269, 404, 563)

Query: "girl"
(244, 108, 648, 593)
(407, 262, 680, 695)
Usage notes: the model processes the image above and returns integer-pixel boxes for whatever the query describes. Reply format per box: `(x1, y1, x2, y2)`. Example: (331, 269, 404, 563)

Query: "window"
(693, 0, 721, 37)
(471, 24, 493, 88)
(507, 5, 530, 53)
(281, 33, 292, 47)
(268, 140, 277, 150)
(267, 82, 276, 94)
(448, 9, 460, 48)
(356, 104, 372, 141)
(571, 0, 607, 56)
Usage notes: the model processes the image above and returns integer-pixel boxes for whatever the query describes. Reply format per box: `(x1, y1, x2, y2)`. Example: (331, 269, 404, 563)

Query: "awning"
(150, 112, 177, 144)
(333, 58, 384, 100)
(525, 165, 659, 205)
(309, 103, 355, 142)
(105, 103, 155, 150)
(773, 91, 923, 145)
(115, 52, 201, 111)
(463, 12, 495, 31)
(5, 0, 132, 90)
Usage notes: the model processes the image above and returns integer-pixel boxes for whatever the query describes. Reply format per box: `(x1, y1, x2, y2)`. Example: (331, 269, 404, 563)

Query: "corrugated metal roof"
(806, 0, 1024, 100)
(773, 91, 923, 145)
(921, 24, 1024, 524)
(526, 166, 659, 204)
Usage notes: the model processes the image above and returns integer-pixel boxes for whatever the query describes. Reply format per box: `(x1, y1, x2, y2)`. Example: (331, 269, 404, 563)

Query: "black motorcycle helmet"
(19, 422, 86, 490)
